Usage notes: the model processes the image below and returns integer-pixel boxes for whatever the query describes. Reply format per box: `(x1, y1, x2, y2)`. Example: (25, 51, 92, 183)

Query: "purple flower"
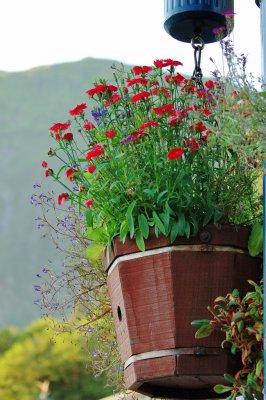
(87, 327, 93, 332)
(34, 285, 41, 292)
(212, 26, 226, 35)
(222, 10, 235, 16)
(120, 135, 136, 145)
(91, 107, 108, 125)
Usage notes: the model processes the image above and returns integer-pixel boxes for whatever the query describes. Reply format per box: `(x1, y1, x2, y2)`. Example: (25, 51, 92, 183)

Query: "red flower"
(83, 120, 96, 131)
(131, 91, 151, 103)
(45, 168, 54, 177)
(138, 120, 159, 132)
(86, 144, 104, 160)
(165, 73, 185, 85)
(167, 109, 186, 126)
(65, 168, 78, 182)
(86, 198, 94, 209)
(105, 93, 122, 107)
(69, 103, 87, 116)
(132, 65, 152, 75)
(201, 107, 212, 116)
(168, 148, 184, 160)
(49, 122, 70, 133)
(58, 192, 70, 206)
(184, 138, 199, 152)
(154, 59, 183, 68)
(86, 84, 117, 97)
(41, 161, 48, 168)
(62, 132, 74, 141)
(88, 165, 96, 173)
(197, 89, 206, 99)
(181, 80, 197, 94)
(127, 78, 149, 87)
(190, 122, 207, 133)
(55, 133, 61, 141)
(105, 129, 116, 139)
(151, 87, 170, 98)
(153, 103, 174, 116)
(205, 80, 216, 89)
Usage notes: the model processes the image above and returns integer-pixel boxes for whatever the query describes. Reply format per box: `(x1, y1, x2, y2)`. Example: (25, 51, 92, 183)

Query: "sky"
(0, 0, 262, 78)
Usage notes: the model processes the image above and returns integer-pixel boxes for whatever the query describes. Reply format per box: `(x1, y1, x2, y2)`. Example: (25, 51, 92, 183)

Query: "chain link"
(191, 36, 205, 90)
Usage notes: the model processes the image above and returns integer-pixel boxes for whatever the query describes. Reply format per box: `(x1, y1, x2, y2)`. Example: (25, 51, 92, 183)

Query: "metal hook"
(191, 36, 205, 50)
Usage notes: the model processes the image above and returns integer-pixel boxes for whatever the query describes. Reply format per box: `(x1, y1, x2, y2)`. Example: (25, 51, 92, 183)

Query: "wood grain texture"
(106, 226, 262, 398)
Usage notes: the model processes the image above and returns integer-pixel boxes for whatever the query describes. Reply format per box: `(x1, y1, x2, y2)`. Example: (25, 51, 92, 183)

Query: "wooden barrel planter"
(103, 225, 262, 399)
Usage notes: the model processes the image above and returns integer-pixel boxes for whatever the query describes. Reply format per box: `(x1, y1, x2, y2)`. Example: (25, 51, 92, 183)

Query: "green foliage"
(0, 326, 20, 354)
(44, 59, 264, 253)
(0, 319, 112, 400)
(192, 281, 263, 399)
(248, 222, 263, 256)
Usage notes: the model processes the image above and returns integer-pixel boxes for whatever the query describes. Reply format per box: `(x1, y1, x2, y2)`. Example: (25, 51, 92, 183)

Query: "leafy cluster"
(42, 58, 263, 252)
(192, 281, 263, 400)
(0, 319, 112, 400)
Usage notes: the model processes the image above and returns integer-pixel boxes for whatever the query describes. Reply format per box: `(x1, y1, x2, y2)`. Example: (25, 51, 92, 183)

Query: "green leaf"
(85, 210, 93, 228)
(159, 212, 170, 234)
(126, 201, 136, 238)
(195, 324, 213, 339)
(248, 222, 263, 256)
(170, 220, 179, 242)
(86, 242, 105, 261)
(224, 373, 238, 384)
(255, 358, 263, 378)
(86, 227, 107, 242)
(157, 190, 168, 202)
(152, 211, 166, 235)
(184, 221, 190, 238)
(138, 214, 149, 239)
(177, 213, 186, 235)
(136, 230, 145, 252)
(203, 208, 214, 227)
(120, 220, 129, 243)
(191, 319, 210, 328)
(214, 384, 232, 394)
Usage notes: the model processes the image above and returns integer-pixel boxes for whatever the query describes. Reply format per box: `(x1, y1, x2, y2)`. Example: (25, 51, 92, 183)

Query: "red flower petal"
(167, 148, 184, 160)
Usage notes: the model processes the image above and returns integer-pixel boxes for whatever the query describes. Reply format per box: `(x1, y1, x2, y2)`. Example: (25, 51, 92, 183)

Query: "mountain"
(0, 57, 127, 327)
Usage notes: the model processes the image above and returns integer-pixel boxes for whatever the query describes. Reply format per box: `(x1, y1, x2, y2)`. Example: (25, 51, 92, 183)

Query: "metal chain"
(191, 36, 205, 90)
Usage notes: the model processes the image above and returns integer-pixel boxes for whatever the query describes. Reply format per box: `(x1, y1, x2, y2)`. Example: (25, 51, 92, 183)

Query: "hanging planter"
(104, 225, 262, 399)
(38, 39, 265, 397)
(164, 0, 234, 43)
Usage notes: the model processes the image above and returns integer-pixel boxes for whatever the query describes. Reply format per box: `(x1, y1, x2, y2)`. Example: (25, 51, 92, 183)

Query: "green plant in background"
(192, 280, 263, 399)
(0, 319, 112, 400)
(42, 53, 264, 255)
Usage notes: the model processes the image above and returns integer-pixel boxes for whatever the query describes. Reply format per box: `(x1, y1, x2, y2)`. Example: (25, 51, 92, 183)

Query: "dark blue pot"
(164, 0, 234, 43)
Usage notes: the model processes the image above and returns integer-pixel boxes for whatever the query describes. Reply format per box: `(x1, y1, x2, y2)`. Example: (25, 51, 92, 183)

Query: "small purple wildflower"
(42, 267, 49, 273)
(120, 135, 136, 145)
(91, 108, 108, 126)
(87, 327, 93, 332)
(33, 183, 41, 189)
(212, 26, 226, 35)
(222, 10, 235, 16)
(34, 285, 41, 292)
(36, 274, 41, 278)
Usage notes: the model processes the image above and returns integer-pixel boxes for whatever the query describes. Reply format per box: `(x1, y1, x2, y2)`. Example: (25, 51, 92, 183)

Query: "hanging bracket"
(191, 36, 205, 90)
